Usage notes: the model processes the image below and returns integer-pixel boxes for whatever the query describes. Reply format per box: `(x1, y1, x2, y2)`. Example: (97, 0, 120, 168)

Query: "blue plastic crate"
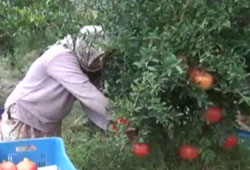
(0, 137, 76, 170)
(238, 129, 250, 138)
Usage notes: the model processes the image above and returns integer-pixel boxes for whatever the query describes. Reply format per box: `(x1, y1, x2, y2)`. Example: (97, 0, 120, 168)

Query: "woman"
(1, 25, 115, 141)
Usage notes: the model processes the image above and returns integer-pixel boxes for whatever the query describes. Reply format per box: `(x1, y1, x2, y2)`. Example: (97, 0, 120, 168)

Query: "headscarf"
(57, 25, 108, 72)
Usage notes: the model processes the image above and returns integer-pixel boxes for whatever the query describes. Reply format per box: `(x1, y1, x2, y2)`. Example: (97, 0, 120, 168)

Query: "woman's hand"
(106, 120, 116, 132)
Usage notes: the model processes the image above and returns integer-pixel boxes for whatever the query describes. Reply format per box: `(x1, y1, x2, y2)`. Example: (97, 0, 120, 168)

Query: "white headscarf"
(57, 25, 107, 72)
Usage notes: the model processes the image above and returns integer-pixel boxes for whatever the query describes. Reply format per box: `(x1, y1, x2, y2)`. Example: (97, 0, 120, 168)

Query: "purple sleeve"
(47, 52, 111, 130)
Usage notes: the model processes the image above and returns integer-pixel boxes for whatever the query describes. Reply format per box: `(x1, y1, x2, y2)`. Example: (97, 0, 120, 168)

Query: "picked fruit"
(179, 144, 199, 160)
(16, 158, 37, 170)
(0, 161, 17, 170)
(204, 106, 222, 123)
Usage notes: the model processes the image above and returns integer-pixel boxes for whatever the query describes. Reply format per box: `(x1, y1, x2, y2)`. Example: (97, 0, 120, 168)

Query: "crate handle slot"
(16, 145, 37, 152)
